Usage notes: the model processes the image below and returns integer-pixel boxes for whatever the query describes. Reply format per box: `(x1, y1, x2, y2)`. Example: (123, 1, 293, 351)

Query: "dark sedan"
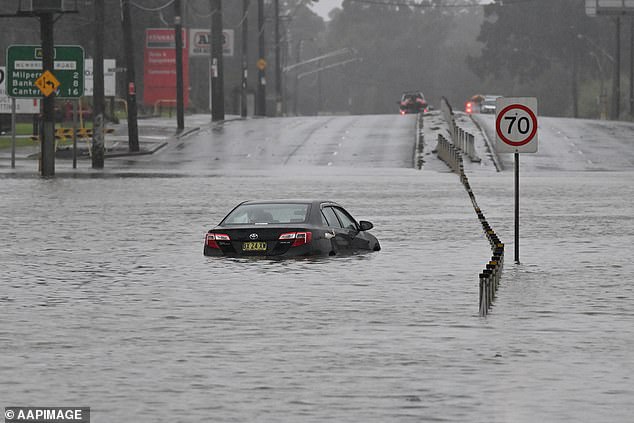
(398, 91, 428, 115)
(203, 200, 381, 257)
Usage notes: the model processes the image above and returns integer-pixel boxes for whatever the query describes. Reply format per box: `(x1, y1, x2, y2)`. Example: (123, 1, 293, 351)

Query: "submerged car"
(398, 91, 428, 115)
(204, 200, 381, 257)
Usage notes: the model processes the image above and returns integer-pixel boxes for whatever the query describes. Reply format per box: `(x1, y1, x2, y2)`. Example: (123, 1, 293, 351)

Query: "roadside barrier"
(440, 97, 480, 163)
(415, 112, 424, 169)
(436, 132, 504, 317)
(30, 127, 115, 156)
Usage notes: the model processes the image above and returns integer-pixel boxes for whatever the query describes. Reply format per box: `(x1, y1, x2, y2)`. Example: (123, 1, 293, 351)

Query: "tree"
(468, 0, 612, 116)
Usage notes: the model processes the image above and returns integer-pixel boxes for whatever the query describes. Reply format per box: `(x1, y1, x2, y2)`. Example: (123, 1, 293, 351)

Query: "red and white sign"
(143, 28, 189, 107)
(495, 97, 538, 153)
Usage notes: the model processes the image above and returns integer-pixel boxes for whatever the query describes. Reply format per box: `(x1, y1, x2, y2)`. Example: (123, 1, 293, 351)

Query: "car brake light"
(279, 231, 312, 247)
(400, 110, 406, 115)
(206, 233, 230, 249)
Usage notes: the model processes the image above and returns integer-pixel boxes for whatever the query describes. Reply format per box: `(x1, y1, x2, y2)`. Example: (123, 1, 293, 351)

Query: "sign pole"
(495, 97, 538, 265)
(515, 152, 520, 264)
(11, 98, 16, 169)
(72, 99, 78, 169)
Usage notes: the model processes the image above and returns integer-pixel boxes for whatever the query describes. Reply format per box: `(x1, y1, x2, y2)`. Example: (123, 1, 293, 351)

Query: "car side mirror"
(358, 220, 373, 231)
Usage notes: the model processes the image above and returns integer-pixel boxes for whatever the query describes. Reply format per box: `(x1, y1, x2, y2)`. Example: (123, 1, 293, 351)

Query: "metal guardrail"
(436, 133, 504, 316)
(415, 112, 424, 169)
(440, 97, 480, 163)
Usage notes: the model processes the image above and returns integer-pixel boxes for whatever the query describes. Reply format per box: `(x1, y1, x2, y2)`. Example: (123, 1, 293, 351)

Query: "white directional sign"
(495, 97, 538, 153)
(84, 59, 116, 97)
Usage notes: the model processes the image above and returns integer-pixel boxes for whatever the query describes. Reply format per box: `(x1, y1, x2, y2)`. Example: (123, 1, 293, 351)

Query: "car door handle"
(325, 231, 336, 239)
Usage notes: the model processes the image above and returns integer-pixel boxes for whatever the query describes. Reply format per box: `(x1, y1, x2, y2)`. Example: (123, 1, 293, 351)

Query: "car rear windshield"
(221, 203, 310, 225)
(403, 94, 422, 101)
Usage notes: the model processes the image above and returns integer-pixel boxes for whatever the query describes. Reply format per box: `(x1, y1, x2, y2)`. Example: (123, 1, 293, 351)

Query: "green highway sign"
(6, 45, 84, 98)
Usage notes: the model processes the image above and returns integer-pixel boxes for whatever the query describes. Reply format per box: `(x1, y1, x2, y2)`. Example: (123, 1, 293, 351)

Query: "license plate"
(242, 241, 267, 251)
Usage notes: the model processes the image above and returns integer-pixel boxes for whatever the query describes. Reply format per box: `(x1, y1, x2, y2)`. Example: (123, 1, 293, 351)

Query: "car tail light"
(466, 102, 473, 113)
(400, 110, 406, 115)
(279, 231, 312, 247)
(206, 233, 230, 249)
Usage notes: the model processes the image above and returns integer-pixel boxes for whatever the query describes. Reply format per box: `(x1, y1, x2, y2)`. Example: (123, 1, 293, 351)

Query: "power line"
(347, 0, 537, 7)
(131, 0, 175, 12)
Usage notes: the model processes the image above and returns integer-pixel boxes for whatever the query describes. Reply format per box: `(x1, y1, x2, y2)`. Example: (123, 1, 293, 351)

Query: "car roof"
(240, 199, 340, 207)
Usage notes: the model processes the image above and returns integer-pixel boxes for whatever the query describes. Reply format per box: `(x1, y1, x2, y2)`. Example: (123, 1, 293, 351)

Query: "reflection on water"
(1, 169, 633, 422)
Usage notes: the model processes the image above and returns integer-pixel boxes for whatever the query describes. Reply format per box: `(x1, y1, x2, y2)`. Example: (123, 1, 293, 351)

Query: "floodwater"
(1, 165, 632, 422)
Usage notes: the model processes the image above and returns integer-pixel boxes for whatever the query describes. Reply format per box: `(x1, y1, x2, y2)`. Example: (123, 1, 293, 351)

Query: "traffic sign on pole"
(494, 97, 538, 264)
(6, 44, 84, 98)
(495, 97, 538, 153)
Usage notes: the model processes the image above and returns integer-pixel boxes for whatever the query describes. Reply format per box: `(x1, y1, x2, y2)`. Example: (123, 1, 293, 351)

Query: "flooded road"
(1, 114, 633, 422)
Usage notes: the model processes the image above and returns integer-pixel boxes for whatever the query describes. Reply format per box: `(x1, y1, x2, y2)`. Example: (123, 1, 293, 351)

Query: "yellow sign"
(34, 70, 60, 97)
(256, 58, 267, 71)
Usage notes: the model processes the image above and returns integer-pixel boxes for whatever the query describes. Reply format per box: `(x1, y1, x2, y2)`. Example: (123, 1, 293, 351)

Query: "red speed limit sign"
(495, 97, 538, 153)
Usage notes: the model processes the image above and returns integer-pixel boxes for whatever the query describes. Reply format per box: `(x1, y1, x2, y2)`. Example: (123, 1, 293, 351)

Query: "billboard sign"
(189, 28, 234, 57)
(143, 28, 189, 107)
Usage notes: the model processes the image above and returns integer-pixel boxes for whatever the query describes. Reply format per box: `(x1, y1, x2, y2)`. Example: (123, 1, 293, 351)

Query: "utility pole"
(274, 0, 281, 116)
(93, 0, 105, 168)
(40, 12, 55, 177)
(630, 18, 634, 119)
(174, 0, 185, 131)
(613, 16, 621, 120)
(121, 0, 140, 151)
(210, 0, 225, 121)
(572, 40, 578, 118)
(241, 0, 249, 118)
(257, 0, 266, 116)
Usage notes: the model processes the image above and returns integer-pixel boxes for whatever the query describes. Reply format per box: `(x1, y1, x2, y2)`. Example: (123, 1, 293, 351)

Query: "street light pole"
(274, 0, 281, 116)
(174, 0, 185, 131)
(613, 16, 621, 120)
(93, 0, 105, 168)
(241, 0, 249, 118)
(121, 0, 140, 151)
(210, 0, 225, 121)
(630, 17, 634, 119)
(256, 0, 266, 116)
